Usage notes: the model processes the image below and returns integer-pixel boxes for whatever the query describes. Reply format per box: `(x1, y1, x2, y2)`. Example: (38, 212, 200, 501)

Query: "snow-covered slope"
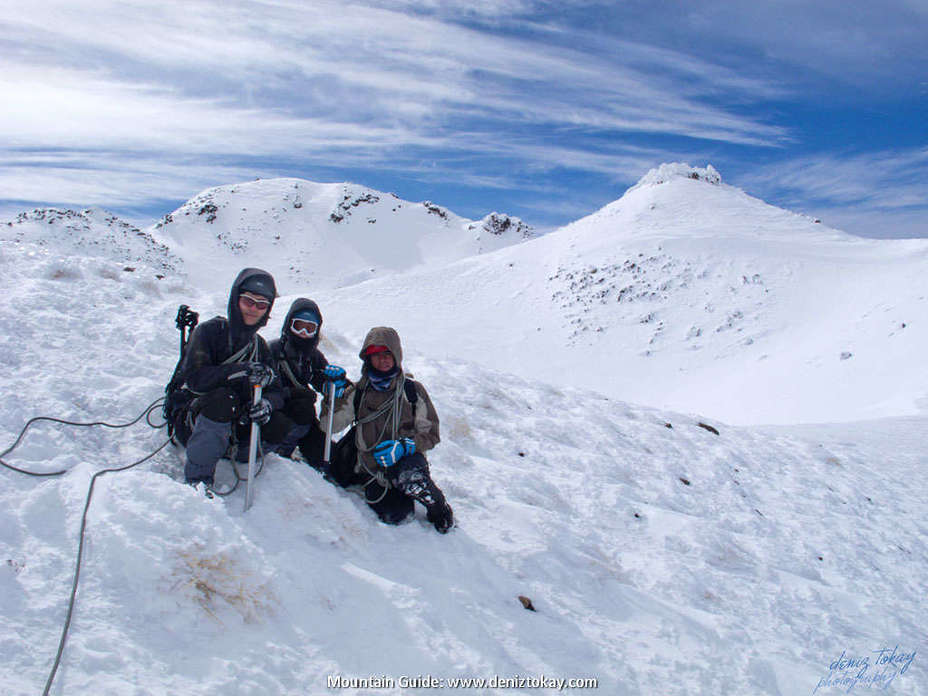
(312, 164, 928, 425)
(21, 166, 921, 426)
(3, 365, 926, 695)
(0, 239, 924, 693)
(1, 166, 925, 695)
(149, 179, 534, 291)
(2, 207, 180, 275)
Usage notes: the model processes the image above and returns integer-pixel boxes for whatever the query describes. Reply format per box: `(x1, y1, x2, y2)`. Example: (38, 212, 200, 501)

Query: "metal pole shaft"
(244, 384, 262, 512)
(323, 380, 336, 464)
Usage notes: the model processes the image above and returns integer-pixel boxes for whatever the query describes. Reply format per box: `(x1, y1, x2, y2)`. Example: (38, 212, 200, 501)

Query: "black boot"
(427, 502, 454, 533)
(389, 455, 453, 533)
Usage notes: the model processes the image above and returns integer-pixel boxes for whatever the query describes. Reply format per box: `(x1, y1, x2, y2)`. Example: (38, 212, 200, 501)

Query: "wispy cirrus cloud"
(0, 152, 264, 208)
(0, 0, 925, 233)
(738, 149, 928, 237)
(0, 2, 787, 141)
(742, 149, 928, 209)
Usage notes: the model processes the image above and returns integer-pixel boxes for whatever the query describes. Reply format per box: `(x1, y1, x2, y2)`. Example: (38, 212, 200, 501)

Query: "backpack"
(163, 305, 199, 440)
(163, 305, 260, 441)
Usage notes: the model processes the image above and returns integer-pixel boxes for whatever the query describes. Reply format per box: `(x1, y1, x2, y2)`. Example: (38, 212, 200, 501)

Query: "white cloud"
(0, 1, 788, 147)
(0, 64, 444, 154)
(0, 0, 791, 218)
(814, 206, 927, 239)
(738, 149, 928, 238)
(743, 149, 928, 207)
(0, 154, 262, 210)
(1, 0, 923, 233)
(681, 1, 928, 87)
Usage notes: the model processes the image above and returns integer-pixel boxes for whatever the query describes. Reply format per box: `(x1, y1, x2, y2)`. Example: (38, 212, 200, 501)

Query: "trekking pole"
(244, 384, 262, 512)
(174, 304, 198, 351)
(322, 379, 336, 466)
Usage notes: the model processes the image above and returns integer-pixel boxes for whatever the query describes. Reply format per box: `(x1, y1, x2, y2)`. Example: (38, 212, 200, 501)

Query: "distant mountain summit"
(3, 164, 925, 424)
(149, 178, 534, 291)
(564, 161, 842, 246)
(630, 161, 722, 188)
(315, 162, 928, 424)
(2, 207, 179, 275)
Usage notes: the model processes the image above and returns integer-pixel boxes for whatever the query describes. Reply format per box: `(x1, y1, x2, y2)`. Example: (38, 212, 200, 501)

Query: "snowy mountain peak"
(148, 178, 535, 292)
(566, 161, 853, 249)
(470, 212, 535, 239)
(152, 177, 339, 234)
(310, 164, 928, 425)
(464, 212, 536, 254)
(630, 162, 722, 190)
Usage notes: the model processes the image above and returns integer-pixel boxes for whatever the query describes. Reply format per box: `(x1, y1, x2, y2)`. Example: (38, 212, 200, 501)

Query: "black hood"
(228, 267, 277, 345)
(280, 297, 323, 355)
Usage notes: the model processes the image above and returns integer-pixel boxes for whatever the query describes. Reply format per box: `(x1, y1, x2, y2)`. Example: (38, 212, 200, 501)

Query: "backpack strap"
(403, 379, 418, 415)
(279, 358, 302, 390)
(224, 334, 259, 365)
(169, 321, 257, 401)
(350, 374, 422, 490)
(218, 336, 261, 383)
(353, 374, 418, 421)
(353, 373, 420, 453)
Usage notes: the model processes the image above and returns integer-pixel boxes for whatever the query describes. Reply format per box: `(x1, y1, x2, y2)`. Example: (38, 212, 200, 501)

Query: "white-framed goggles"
(290, 317, 319, 338)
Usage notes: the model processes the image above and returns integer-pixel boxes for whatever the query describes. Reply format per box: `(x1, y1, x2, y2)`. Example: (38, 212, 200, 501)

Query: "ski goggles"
(240, 293, 271, 310)
(290, 317, 319, 338)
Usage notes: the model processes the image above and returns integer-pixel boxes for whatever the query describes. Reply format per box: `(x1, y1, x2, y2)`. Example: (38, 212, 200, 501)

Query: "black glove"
(246, 362, 275, 387)
(248, 398, 273, 425)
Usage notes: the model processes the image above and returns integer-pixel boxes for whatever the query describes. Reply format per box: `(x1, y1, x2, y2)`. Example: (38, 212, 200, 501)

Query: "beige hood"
(359, 326, 404, 367)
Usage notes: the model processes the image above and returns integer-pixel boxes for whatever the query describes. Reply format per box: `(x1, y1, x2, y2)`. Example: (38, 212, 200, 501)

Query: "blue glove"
(372, 438, 415, 467)
(322, 364, 348, 397)
(246, 362, 275, 387)
(248, 398, 273, 425)
(324, 378, 348, 398)
(401, 437, 415, 457)
(321, 364, 346, 380)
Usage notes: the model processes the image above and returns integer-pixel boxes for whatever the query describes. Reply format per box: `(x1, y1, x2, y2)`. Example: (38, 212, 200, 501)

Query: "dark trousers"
(269, 395, 330, 467)
(328, 429, 447, 525)
(178, 387, 287, 483)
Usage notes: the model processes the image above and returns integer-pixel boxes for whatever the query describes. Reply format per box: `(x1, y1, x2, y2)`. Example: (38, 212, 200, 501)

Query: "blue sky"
(1, 0, 925, 237)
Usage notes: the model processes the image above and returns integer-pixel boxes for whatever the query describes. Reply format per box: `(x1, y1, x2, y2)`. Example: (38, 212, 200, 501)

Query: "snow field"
(2, 164, 926, 694)
(4, 340, 925, 693)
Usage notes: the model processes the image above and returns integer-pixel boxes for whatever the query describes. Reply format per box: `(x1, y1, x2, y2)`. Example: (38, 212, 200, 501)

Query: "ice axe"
(243, 384, 262, 512)
(322, 376, 337, 469)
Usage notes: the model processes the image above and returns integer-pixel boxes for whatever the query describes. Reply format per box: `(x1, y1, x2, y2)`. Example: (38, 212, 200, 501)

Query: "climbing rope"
(0, 397, 172, 696)
(41, 437, 172, 696)
(0, 397, 166, 477)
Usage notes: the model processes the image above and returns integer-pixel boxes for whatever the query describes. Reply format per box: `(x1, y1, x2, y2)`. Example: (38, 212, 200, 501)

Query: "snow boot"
(186, 478, 215, 499)
(387, 454, 453, 533)
(427, 502, 454, 534)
